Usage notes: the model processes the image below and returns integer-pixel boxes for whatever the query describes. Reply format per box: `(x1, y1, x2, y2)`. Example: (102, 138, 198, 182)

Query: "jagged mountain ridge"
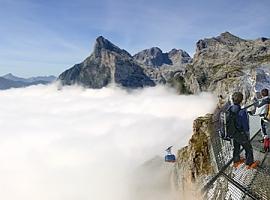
(58, 32, 270, 97)
(58, 36, 191, 89)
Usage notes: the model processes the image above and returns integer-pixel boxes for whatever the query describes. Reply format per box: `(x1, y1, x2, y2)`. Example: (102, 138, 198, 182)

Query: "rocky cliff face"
(184, 32, 270, 101)
(173, 114, 215, 199)
(59, 36, 191, 88)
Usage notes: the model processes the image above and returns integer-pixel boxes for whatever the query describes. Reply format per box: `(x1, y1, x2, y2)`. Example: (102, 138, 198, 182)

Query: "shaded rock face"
(59, 36, 155, 88)
(59, 36, 191, 89)
(184, 32, 270, 101)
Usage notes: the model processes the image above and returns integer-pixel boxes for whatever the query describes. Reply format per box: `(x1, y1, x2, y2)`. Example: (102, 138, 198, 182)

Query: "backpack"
(218, 106, 240, 141)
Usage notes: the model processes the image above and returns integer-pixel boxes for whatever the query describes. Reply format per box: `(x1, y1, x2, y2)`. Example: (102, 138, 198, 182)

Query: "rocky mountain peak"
(133, 47, 191, 68)
(168, 48, 179, 56)
(95, 36, 115, 50)
(3, 73, 15, 78)
(148, 47, 163, 56)
(216, 31, 246, 45)
(59, 36, 155, 88)
(168, 48, 190, 58)
(133, 47, 171, 67)
(196, 32, 246, 51)
(219, 31, 238, 39)
(93, 36, 131, 58)
(134, 47, 163, 58)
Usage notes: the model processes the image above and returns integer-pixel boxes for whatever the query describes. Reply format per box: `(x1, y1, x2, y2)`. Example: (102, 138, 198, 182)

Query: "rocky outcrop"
(59, 36, 191, 89)
(184, 32, 270, 100)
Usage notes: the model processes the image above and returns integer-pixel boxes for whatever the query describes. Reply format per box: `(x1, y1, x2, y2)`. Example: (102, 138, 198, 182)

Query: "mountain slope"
(59, 36, 155, 88)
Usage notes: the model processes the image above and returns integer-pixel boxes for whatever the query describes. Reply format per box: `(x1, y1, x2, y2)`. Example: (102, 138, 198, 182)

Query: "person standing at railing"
(251, 88, 270, 152)
(231, 92, 259, 169)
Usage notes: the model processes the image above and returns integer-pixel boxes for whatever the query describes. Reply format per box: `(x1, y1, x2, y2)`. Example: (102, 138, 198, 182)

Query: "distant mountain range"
(0, 73, 56, 90)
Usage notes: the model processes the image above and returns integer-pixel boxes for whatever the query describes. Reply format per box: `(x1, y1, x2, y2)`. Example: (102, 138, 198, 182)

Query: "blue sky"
(0, 0, 269, 77)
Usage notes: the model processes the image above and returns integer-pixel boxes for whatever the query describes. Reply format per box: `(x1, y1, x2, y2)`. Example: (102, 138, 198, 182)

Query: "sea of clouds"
(0, 84, 216, 200)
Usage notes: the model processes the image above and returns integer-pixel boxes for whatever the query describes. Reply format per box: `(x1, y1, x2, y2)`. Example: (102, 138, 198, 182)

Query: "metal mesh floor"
(202, 111, 270, 200)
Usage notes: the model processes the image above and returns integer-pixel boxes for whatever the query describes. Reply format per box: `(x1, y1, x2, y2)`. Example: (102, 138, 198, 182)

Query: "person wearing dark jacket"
(231, 92, 258, 169)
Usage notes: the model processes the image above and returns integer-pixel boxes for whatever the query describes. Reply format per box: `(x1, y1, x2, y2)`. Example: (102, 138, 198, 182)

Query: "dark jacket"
(230, 104, 249, 134)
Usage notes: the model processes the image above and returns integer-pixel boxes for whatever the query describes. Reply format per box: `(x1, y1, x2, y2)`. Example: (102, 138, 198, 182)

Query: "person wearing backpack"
(231, 92, 258, 169)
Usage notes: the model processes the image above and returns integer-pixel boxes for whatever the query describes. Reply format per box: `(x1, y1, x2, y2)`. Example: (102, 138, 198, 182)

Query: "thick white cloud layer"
(0, 85, 216, 200)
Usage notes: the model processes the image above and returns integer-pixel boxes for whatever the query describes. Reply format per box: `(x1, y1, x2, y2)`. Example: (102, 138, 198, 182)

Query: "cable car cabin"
(165, 154, 176, 162)
(165, 146, 176, 163)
